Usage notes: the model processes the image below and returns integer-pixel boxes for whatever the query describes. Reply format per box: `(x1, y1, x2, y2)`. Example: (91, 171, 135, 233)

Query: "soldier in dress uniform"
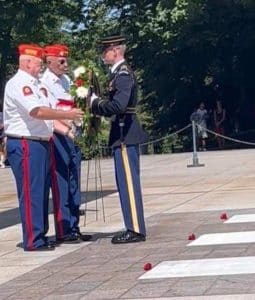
(41, 44, 91, 243)
(91, 35, 148, 244)
(3, 44, 84, 251)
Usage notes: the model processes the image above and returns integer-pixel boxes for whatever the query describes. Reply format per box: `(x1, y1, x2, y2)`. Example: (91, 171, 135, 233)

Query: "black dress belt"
(6, 134, 50, 142)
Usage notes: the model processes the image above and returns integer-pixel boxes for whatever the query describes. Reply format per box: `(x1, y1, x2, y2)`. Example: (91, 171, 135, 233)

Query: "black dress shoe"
(44, 238, 59, 247)
(48, 240, 60, 247)
(56, 233, 80, 244)
(111, 230, 146, 244)
(74, 232, 92, 242)
(25, 243, 55, 251)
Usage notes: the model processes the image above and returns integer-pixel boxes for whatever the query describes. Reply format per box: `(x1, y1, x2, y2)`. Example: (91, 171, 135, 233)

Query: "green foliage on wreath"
(70, 59, 108, 159)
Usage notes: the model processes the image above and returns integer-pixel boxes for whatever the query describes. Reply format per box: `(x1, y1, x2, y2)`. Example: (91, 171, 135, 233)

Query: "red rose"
(143, 263, 152, 271)
(188, 233, 196, 240)
(75, 79, 84, 87)
(220, 213, 228, 220)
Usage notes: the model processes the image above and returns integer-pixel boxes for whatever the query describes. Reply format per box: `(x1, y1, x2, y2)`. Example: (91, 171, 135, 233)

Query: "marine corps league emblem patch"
(23, 86, 33, 96)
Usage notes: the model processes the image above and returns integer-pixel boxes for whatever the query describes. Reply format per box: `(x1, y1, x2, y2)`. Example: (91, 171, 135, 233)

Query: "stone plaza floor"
(1, 150, 255, 299)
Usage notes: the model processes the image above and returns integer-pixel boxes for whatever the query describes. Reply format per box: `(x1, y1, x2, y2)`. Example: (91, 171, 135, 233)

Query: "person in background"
(190, 102, 209, 151)
(41, 44, 91, 244)
(213, 99, 226, 149)
(3, 44, 84, 251)
(90, 35, 148, 244)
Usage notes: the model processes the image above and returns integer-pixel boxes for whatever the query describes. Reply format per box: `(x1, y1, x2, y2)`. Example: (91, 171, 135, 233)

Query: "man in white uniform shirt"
(41, 44, 91, 243)
(3, 44, 83, 251)
(0, 107, 6, 168)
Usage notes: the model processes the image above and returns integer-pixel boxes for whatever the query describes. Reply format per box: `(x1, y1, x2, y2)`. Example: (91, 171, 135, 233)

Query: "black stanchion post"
(187, 121, 205, 168)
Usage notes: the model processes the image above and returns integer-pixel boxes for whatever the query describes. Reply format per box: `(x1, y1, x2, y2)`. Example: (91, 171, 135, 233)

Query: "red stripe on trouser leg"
(49, 139, 64, 238)
(21, 140, 34, 250)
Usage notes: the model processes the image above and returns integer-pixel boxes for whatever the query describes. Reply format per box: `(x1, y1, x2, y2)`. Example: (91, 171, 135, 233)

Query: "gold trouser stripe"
(121, 144, 139, 233)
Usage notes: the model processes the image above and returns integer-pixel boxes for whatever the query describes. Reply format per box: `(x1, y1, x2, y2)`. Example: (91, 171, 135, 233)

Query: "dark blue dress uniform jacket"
(91, 62, 148, 147)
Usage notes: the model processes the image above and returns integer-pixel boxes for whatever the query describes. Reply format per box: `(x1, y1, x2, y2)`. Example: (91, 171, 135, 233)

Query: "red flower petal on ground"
(143, 263, 152, 271)
(75, 79, 84, 87)
(220, 213, 228, 220)
(188, 233, 196, 240)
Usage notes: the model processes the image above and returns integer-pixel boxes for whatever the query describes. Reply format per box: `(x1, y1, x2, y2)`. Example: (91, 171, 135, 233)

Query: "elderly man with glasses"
(3, 44, 84, 251)
(41, 44, 91, 244)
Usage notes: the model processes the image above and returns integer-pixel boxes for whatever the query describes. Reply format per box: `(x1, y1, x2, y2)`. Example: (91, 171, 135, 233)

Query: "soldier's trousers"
(6, 137, 51, 250)
(50, 133, 81, 239)
(113, 144, 146, 236)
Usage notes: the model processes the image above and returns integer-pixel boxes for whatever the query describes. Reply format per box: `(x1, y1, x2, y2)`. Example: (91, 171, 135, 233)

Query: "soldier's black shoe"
(74, 231, 92, 242)
(56, 234, 80, 244)
(111, 230, 146, 244)
(25, 243, 55, 251)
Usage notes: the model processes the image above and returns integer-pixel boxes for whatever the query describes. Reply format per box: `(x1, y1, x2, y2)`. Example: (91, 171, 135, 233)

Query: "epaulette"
(118, 64, 130, 75)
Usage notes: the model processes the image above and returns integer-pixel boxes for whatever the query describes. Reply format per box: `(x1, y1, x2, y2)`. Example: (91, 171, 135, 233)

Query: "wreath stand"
(83, 152, 106, 226)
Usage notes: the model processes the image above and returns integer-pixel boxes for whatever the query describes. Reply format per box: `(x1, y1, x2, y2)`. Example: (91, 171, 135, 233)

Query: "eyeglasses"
(58, 59, 68, 65)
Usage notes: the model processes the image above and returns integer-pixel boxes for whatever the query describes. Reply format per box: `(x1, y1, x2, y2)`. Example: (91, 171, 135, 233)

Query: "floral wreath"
(70, 61, 103, 159)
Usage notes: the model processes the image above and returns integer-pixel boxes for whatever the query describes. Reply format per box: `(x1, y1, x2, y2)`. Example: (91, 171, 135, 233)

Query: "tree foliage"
(2, 0, 255, 137)
(0, 0, 84, 99)
(74, 0, 255, 136)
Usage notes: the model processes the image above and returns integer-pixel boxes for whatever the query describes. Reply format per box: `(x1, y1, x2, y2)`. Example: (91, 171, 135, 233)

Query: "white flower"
(76, 86, 88, 98)
(73, 66, 86, 79)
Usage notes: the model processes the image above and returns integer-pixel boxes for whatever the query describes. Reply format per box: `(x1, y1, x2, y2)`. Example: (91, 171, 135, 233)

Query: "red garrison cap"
(18, 44, 44, 58)
(44, 44, 69, 57)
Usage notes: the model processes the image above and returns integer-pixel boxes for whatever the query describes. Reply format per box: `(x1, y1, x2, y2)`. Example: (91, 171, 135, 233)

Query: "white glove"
(90, 93, 99, 106)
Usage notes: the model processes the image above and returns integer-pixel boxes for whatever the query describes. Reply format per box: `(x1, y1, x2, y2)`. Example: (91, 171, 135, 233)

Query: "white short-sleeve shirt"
(40, 69, 73, 104)
(4, 69, 53, 138)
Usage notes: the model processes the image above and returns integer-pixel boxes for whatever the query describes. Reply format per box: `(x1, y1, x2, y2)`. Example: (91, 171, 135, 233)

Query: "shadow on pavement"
(0, 189, 116, 230)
